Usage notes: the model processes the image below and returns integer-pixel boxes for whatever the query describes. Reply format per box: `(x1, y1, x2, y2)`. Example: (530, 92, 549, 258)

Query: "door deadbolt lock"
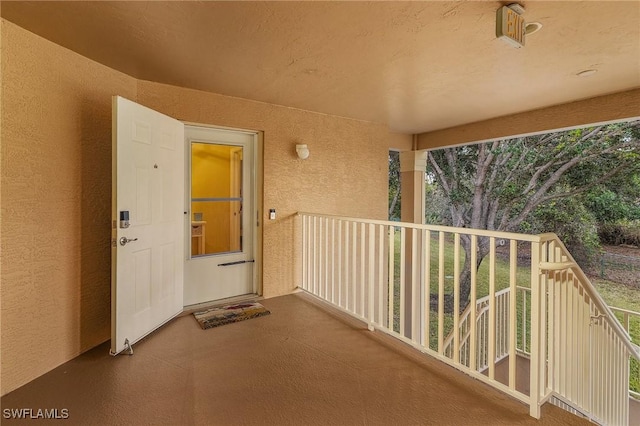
(119, 237, 138, 246)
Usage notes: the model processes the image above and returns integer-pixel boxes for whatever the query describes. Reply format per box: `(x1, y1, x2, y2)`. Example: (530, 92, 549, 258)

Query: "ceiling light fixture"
(576, 69, 598, 77)
(296, 144, 310, 160)
(525, 22, 543, 35)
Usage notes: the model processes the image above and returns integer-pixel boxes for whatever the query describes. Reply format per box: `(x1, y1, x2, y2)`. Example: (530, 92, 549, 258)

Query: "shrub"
(523, 196, 601, 267)
(598, 220, 640, 247)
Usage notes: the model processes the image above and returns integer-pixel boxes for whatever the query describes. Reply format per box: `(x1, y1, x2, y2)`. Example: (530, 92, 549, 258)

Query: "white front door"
(184, 126, 257, 306)
(111, 96, 184, 355)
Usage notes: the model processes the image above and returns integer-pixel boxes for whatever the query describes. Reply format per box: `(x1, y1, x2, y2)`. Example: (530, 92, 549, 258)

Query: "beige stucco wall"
(0, 20, 137, 395)
(1, 20, 390, 395)
(137, 81, 389, 299)
(388, 132, 413, 151)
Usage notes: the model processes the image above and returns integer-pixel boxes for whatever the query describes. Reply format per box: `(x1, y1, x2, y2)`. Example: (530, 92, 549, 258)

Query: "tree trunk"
(459, 236, 490, 309)
(388, 189, 400, 218)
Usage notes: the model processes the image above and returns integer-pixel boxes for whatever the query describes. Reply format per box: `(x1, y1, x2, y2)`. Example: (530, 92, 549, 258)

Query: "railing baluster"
(438, 231, 445, 354)
(560, 269, 568, 397)
(509, 240, 517, 390)
(318, 217, 323, 298)
(388, 226, 395, 330)
(378, 225, 384, 327)
(344, 221, 350, 309)
(312, 216, 317, 295)
(325, 218, 329, 301)
(470, 235, 477, 371)
(579, 284, 591, 407)
(360, 222, 366, 317)
(453, 233, 460, 363)
(571, 274, 579, 402)
(423, 229, 430, 349)
(529, 240, 541, 419)
(400, 227, 406, 337)
(331, 219, 335, 304)
(522, 289, 528, 354)
(488, 237, 496, 380)
(411, 228, 419, 343)
(301, 215, 306, 290)
(538, 245, 548, 409)
(337, 220, 342, 308)
(368, 223, 375, 327)
(624, 312, 630, 332)
(352, 222, 357, 313)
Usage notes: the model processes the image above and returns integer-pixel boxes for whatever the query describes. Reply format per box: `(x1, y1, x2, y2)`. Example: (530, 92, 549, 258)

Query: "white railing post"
(529, 240, 542, 419)
(509, 240, 517, 390)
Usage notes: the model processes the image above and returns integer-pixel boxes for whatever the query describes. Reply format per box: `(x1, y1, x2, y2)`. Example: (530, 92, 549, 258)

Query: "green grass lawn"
(390, 230, 640, 392)
(391, 232, 530, 351)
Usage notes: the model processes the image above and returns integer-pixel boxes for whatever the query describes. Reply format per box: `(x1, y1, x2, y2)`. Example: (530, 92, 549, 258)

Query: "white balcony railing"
(298, 213, 639, 425)
(609, 306, 640, 400)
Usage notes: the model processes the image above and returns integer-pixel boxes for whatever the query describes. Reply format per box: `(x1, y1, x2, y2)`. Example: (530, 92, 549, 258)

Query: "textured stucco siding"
(137, 81, 389, 299)
(1, 20, 390, 395)
(1, 20, 137, 395)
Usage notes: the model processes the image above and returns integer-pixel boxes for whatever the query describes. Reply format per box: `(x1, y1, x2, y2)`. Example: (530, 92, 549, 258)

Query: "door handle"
(218, 260, 255, 267)
(119, 237, 138, 246)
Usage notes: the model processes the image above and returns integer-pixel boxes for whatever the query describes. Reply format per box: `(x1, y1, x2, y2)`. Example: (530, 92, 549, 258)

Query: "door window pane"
(191, 142, 243, 256)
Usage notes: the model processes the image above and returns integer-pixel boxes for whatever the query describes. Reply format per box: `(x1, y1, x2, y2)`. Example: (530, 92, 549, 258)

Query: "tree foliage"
(388, 151, 401, 220)
(427, 121, 640, 304)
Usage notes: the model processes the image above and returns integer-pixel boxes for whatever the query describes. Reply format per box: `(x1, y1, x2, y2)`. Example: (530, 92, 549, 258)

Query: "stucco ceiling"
(2, 1, 639, 134)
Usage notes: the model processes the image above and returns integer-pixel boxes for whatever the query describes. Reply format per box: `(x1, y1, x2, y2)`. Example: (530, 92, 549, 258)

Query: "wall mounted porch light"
(296, 144, 310, 160)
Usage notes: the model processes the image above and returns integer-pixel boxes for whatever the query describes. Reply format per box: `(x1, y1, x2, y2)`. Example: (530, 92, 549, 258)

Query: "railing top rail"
(542, 234, 640, 360)
(476, 286, 511, 305)
(297, 212, 542, 242)
(610, 306, 640, 316)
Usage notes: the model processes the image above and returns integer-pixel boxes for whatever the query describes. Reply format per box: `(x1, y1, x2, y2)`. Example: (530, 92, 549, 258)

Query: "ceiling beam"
(417, 89, 640, 150)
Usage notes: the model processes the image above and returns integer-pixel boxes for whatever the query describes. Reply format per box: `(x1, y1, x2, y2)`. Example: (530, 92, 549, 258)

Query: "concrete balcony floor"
(1, 293, 590, 425)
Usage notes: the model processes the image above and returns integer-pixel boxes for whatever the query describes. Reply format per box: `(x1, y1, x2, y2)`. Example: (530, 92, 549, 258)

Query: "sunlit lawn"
(391, 233, 530, 351)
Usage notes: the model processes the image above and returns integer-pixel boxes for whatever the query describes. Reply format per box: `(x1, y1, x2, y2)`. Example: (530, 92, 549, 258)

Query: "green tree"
(388, 151, 401, 220)
(428, 121, 640, 305)
(583, 174, 640, 223)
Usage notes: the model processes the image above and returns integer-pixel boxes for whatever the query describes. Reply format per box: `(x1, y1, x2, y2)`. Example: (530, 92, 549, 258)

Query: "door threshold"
(181, 293, 261, 317)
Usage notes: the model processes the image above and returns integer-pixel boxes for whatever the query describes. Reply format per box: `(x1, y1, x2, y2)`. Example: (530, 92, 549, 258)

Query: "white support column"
(399, 151, 427, 224)
(399, 150, 427, 338)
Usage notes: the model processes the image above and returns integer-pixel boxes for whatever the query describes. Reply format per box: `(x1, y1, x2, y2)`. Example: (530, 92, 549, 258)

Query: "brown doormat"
(193, 302, 270, 330)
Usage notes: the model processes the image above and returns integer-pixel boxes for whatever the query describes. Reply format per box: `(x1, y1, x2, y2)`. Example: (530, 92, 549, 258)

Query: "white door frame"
(183, 122, 263, 304)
